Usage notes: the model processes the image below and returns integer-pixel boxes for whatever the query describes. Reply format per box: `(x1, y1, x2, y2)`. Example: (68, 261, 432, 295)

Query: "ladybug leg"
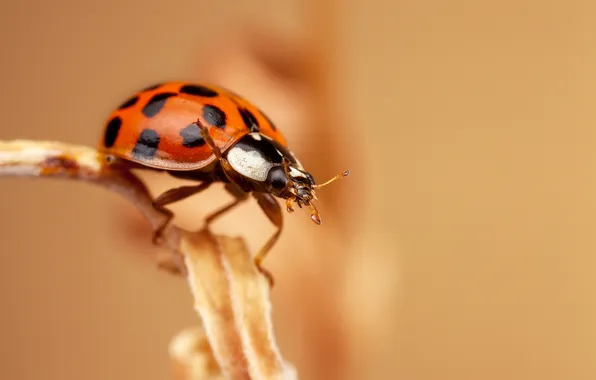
(151, 181, 213, 244)
(252, 192, 284, 287)
(204, 183, 249, 225)
(151, 207, 174, 245)
(154, 182, 212, 208)
(195, 119, 238, 182)
(196, 120, 223, 159)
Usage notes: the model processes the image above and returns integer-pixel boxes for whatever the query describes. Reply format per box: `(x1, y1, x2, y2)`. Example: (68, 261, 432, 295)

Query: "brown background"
(1, 0, 595, 379)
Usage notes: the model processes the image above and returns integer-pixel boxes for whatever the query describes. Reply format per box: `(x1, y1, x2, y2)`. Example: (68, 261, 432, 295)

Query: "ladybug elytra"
(98, 81, 348, 283)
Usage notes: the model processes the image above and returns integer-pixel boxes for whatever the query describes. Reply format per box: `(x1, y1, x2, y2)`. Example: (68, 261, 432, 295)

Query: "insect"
(98, 81, 349, 283)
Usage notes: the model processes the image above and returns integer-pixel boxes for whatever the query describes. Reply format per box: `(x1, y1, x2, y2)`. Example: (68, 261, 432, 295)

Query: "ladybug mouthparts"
(285, 170, 350, 225)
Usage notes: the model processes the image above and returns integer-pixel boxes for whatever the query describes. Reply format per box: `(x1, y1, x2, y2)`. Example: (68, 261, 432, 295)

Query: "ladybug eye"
(268, 167, 288, 190)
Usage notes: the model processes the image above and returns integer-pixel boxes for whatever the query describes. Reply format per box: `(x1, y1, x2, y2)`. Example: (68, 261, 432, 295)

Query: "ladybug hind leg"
(151, 181, 213, 244)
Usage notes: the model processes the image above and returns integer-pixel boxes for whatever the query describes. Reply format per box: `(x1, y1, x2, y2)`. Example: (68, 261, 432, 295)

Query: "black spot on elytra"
(143, 83, 162, 92)
(261, 111, 277, 131)
(104, 117, 122, 148)
(180, 84, 218, 97)
(180, 124, 205, 148)
(202, 105, 226, 128)
(118, 96, 139, 110)
(142, 92, 176, 118)
(132, 129, 160, 159)
(239, 108, 260, 132)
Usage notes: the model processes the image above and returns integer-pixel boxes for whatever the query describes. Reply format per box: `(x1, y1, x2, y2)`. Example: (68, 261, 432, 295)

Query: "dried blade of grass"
(0, 140, 298, 380)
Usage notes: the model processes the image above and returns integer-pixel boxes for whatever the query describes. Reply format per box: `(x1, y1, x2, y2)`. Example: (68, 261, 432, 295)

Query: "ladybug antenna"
(313, 170, 350, 189)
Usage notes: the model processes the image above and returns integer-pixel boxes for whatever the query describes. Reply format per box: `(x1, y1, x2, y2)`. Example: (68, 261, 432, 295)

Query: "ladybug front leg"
(195, 119, 238, 182)
(252, 192, 284, 287)
(152, 181, 213, 244)
(196, 118, 223, 158)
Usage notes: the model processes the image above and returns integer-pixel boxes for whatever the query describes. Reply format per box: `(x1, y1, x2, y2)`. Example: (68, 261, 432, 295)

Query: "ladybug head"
(267, 158, 349, 224)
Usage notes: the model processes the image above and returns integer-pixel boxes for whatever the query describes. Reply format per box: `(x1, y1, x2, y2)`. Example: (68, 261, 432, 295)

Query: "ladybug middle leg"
(151, 182, 248, 246)
(151, 119, 237, 245)
(192, 119, 252, 226)
(204, 183, 249, 225)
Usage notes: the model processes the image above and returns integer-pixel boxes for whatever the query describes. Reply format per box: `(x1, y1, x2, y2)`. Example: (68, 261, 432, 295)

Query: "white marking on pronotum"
(227, 145, 274, 181)
(288, 166, 308, 180)
(250, 132, 263, 141)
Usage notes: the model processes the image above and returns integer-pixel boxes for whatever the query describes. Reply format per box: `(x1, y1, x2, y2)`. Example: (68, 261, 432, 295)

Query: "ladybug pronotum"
(99, 82, 349, 282)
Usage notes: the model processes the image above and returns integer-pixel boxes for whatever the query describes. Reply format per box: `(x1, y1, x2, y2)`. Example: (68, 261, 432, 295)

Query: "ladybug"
(98, 81, 348, 282)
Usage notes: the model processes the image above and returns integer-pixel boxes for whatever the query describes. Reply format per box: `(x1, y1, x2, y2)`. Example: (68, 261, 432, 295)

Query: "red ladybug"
(99, 81, 348, 281)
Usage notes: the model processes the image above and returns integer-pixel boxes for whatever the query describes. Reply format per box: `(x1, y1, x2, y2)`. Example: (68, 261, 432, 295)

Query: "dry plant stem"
(0, 140, 297, 380)
(0, 140, 180, 253)
(170, 327, 224, 380)
(182, 231, 295, 380)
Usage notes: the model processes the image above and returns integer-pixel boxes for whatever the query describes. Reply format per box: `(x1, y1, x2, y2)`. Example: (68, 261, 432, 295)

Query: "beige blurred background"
(2, 0, 596, 379)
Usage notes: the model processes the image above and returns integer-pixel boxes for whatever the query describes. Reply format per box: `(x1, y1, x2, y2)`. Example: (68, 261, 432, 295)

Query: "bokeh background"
(1, 0, 596, 379)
